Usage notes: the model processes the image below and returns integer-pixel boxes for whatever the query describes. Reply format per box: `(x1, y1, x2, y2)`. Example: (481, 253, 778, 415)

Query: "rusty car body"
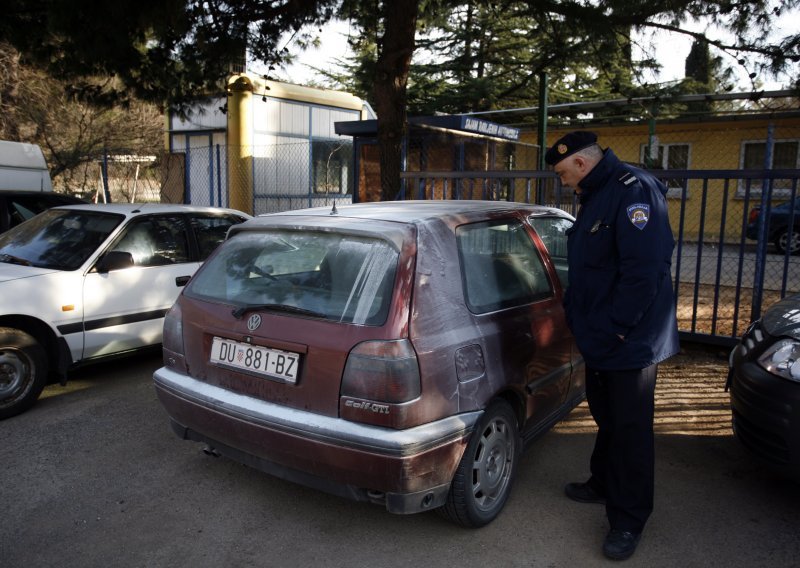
(153, 200, 584, 527)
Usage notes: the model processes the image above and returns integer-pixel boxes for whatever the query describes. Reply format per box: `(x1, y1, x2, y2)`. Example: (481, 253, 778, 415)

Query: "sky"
(265, 15, 798, 93)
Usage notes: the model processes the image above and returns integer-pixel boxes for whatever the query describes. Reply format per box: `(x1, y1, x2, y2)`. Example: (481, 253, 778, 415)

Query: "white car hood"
(0, 263, 60, 282)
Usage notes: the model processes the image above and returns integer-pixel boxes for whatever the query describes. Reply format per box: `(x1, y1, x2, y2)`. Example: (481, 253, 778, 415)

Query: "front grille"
(732, 408, 791, 465)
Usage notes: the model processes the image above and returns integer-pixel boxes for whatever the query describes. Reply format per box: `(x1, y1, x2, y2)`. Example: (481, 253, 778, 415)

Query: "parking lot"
(2, 345, 799, 568)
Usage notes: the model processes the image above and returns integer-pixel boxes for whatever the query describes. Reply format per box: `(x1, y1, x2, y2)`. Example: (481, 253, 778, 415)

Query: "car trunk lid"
(176, 220, 415, 417)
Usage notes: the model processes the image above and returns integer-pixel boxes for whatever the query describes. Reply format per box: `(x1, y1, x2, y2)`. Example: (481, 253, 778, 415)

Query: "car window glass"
(0, 209, 123, 270)
(528, 215, 573, 288)
(186, 230, 398, 326)
(190, 215, 242, 260)
(457, 219, 552, 314)
(110, 216, 190, 267)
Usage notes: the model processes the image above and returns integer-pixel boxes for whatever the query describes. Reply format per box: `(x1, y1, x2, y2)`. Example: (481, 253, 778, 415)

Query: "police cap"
(544, 131, 599, 165)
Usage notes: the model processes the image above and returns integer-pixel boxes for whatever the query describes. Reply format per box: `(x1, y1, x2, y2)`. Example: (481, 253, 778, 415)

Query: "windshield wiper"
(232, 303, 326, 320)
(0, 254, 32, 266)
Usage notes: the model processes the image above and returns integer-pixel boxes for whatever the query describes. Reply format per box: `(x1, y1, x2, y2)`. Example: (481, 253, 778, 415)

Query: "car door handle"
(175, 275, 191, 287)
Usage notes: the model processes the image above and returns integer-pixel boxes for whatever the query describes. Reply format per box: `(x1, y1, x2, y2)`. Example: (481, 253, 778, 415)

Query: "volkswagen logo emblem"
(246, 314, 262, 331)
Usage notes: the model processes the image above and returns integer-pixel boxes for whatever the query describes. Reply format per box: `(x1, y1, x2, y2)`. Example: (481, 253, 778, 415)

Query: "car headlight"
(757, 338, 800, 382)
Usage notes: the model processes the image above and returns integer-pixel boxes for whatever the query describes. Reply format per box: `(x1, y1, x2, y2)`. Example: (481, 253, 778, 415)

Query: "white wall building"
(166, 75, 373, 214)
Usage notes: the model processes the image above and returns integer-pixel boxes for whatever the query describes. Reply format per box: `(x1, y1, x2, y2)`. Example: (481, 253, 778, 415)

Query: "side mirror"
(96, 250, 134, 273)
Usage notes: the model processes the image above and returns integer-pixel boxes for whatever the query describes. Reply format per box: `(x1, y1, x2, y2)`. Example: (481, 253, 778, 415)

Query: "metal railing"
(399, 168, 800, 346)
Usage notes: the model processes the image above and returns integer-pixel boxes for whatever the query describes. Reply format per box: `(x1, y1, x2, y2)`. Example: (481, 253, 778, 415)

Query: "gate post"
(751, 122, 775, 320)
(536, 72, 548, 204)
(227, 74, 254, 215)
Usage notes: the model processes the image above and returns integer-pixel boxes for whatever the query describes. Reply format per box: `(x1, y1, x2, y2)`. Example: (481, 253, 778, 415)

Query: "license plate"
(210, 337, 300, 383)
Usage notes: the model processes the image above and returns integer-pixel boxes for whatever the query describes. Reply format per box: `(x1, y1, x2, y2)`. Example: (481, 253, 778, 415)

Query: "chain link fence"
(402, 167, 799, 345)
(52, 140, 354, 213)
(172, 141, 354, 214)
(589, 121, 800, 341)
(56, 122, 797, 345)
(52, 149, 168, 204)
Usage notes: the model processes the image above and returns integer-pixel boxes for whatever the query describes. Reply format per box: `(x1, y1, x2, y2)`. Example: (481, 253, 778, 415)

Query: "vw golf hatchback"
(153, 200, 584, 527)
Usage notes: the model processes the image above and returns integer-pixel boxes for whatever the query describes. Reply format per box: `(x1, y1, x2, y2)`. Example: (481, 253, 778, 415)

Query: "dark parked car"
(0, 190, 86, 234)
(746, 199, 799, 255)
(153, 200, 583, 527)
(728, 293, 800, 479)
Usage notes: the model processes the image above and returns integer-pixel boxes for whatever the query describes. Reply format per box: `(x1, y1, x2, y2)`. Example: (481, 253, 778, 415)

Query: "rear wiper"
(232, 303, 326, 320)
(0, 254, 31, 266)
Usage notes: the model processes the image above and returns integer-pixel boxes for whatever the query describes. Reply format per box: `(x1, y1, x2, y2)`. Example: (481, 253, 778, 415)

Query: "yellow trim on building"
(520, 117, 800, 242)
(220, 73, 368, 214)
(227, 73, 365, 114)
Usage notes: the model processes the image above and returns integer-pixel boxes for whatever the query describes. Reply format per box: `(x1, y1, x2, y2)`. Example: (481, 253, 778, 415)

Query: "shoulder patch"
(627, 203, 650, 230)
(619, 172, 638, 186)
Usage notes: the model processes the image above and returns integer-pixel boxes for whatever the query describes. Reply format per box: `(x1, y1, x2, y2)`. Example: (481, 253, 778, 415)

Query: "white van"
(0, 140, 53, 192)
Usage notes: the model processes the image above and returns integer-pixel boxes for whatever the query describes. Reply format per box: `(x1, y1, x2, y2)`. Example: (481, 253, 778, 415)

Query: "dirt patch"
(676, 282, 784, 338)
(556, 343, 733, 437)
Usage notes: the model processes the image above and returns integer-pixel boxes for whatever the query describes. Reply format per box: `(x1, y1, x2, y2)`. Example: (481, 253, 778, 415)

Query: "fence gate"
(400, 168, 799, 347)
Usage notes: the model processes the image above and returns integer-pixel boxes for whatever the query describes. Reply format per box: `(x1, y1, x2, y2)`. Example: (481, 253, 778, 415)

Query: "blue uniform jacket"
(564, 149, 680, 370)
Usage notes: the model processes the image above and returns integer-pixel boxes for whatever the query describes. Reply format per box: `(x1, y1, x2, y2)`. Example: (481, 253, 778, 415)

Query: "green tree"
(679, 38, 734, 113)
(344, 0, 420, 200)
(327, 3, 641, 117)
(328, 0, 797, 128)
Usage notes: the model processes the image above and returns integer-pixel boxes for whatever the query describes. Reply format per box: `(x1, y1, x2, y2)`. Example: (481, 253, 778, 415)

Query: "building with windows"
(513, 91, 800, 241)
(165, 74, 373, 214)
(334, 115, 534, 202)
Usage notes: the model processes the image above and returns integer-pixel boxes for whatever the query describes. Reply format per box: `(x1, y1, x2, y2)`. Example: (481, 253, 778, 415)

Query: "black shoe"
(564, 482, 606, 504)
(603, 529, 642, 561)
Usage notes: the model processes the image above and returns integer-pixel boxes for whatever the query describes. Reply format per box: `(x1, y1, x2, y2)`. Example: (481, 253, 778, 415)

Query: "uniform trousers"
(584, 363, 658, 533)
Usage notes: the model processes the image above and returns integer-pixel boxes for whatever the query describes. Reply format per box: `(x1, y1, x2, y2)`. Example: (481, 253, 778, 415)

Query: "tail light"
(748, 208, 760, 225)
(162, 303, 185, 357)
(341, 339, 421, 403)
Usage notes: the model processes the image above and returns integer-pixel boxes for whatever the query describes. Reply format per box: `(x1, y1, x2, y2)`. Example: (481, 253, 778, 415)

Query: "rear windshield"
(186, 230, 399, 326)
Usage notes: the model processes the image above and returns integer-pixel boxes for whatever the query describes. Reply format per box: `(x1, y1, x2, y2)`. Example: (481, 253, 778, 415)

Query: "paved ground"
(2, 344, 799, 568)
(674, 243, 800, 292)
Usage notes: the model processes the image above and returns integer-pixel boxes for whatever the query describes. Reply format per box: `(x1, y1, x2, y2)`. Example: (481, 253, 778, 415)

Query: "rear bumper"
(153, 366, 480, 514)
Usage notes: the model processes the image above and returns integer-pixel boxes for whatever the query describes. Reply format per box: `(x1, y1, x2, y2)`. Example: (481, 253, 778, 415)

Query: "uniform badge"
(627, 203, 650, 230)
(557, 143, 568, 154)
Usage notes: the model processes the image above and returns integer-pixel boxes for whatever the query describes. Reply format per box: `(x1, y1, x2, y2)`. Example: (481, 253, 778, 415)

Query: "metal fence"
(176, 141, 354, 214)
(400, 168, 800, 346)
(76, 141, 798, 346)
(53, 149, 166, 204)
(66, 142, 354, 211)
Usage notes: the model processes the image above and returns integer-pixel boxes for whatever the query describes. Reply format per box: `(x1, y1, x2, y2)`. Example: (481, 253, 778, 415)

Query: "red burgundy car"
(153, 200, 584, 527)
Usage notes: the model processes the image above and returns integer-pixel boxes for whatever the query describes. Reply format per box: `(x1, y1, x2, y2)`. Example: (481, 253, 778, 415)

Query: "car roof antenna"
(330, 201, 338, 216)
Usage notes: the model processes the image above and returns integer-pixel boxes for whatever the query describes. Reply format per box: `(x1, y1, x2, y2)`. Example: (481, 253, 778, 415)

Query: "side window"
(638, 143, 690, 195)
(190, 215, 243, 260)
(110, 216, 190, 267)
(528, 215, 572, 289)
(457, 219, 552, 314)
(739, 139, 799, 196)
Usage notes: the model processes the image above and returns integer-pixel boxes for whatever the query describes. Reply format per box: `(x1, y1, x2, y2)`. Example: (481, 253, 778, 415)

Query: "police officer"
(545, 131, 679, 561)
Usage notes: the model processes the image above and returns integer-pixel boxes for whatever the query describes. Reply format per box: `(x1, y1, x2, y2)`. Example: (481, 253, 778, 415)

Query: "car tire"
(438, 399, 520, 528)
(0, 328, 48, 420)
(774, 226, 800, 255)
